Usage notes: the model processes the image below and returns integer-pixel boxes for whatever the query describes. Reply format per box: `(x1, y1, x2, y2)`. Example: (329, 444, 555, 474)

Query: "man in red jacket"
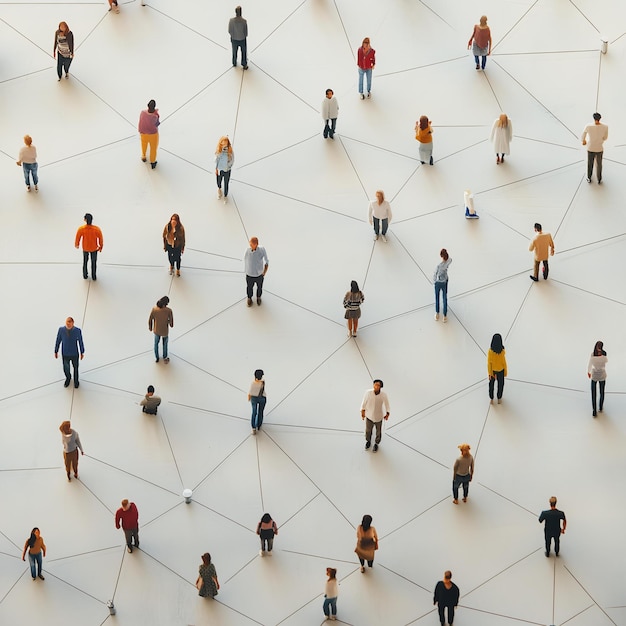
(115, 499, 139, 553)
(75, 213, 103, 281)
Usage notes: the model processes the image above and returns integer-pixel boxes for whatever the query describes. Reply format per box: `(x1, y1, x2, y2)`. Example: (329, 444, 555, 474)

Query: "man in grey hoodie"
(229, 6, 248, 69)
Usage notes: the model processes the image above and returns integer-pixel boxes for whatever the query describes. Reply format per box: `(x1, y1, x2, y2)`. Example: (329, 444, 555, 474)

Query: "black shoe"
(92, 276, 97, 281)
(74, 381, 79, 388)
(586, 178, 591, 183)
(555, 552, 559, 557)
(83, 275, 88, 280)
(151, 162, 157, 169)
(598, 179, 602, 184)
(429, 156, 434, 166)
(545, 551, 550, 557)
(593, 410, 597, 417)
(365, 441, 371, 449)
(373, 444, 379, 452)
(155, 357, 159, 363)
(257, 297, 262, 305)
(64, 378, 71, 388)
(529, 275, 538, 282)
(38, 574, 45, 580)
(243, 65, 248, 70)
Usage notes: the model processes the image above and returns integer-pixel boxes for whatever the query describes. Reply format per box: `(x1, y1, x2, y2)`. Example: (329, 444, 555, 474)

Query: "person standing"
(138, 99, 160, 169)
(433, 248, 452, 322)
(59, 421, 84, 481)
(197, 553, 219, 598)
(323, 567, 339, 621)
(53, 22, 74, 80)
(538, 496, 566, 557)
(75, 213, 103, 281)
(487, 333, 507, 404)
(215, 136, 234, 203)
(528, 222, 554, 281)
(467, 16, 491, 70)
(581, 112, 608, 184)
(256, 513, 278, 556)
(248, 369, 266, 434)
(16, 135, 38, 191)
(433, 571, 460, 626)
(228, 6, 248, 69)
(368, 190, 392, 242)
(54, 317, 85, 388)
(415, 115, 434, 165)
(244, 237, 269, 306)
(162, 213, 185, 276)
(490, 113, 513, 164)
(355, 514, 378, 572)
(115, 499, 139, 553)
(361, 379, 390, 452)
(148, 296, 173, 363)
(357, 37, 375, 99)
(452, 443, 474, 504)
(587, 340, 608, 417)
(343, 280, 365, 338)
(22, 528, 46, 581)
(140, 385, 161, 414)
(322, 89, 339, 139)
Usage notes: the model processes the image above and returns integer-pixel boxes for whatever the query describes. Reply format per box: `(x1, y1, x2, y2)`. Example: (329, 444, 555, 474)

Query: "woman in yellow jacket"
(487, 333, 507, 403)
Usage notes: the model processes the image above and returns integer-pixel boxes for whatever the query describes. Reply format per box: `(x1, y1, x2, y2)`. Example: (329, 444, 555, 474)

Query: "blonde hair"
(24, 135, 33, 146)
(479, 15, 488, 26)
(497, 113, 509, 128)
(458, 443, 471, 452)
(375, 190, 385, 202)
(362, 37, 370, 46)
(121, 499, 129, 507)
(215, 136, 233, 156)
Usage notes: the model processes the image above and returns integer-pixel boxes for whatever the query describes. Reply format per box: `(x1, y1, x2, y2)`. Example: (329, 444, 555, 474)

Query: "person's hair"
(121, 499, 129, 507)
(215, 136, 233, 156)
(497, 113, 509, 128)
(350, 280, 360, 293)
(201, 552, 211, 565)
(66, 317, 74, 324)
(440, 248, 449, 261)
(156, 296, 170, 308)
(326, 89, 334, 96)
(327, 567, 337, 579)
(593, 341, 606, 357)
(235, 6, 242, 17)
(24, 135, 33, 146)
(361, 515, 373, 531)
(147, 100, 156, 113)
(58, 22, 69, 34)
(362, 37, 370, 46)
(28, 528, 39, 549)
(147, 385, 155, 393)
(250, 237, 259, 245)
(534, 223, 542, 232)
(261, 513, 272, 523)
(549, 496, 557, 506)
(373, 379, 384, 388)
(376, 190, 385, 202)
(84, 213, 93, 225)
(593, 112, 601, 121)
(490, 333, 504, 354)
(479, 15, 488, 26)
(59, 420, 72, 434)
(444, 570, 452, 580)
(254, 369, 264, 380)
(419, 115, 429, 131)
(458, 443, 470, 452)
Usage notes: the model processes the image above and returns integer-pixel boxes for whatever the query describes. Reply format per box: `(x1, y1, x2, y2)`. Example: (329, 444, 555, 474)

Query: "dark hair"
(156, 296, 170, 308)
(350, 280, 359, 293)
(235, 6, 242, 16)
(327, 567, 337, 579)
(361, 515, 372, 531)
(84, 213, 93, 225)
(147, 385, 155, 393)
(167, 213, 183, 234)
(593, 112, 601, 121)
(254, 369, 264, 380)
(261, 513, 272, 523)
(490, 333, 504, 354)
(534, 223, 542, 232)
(147, 100, 156, 113)
(28, 528, 39, 549)
(593, 341, 606, 357)
(373, 379, 383, 388)
(201, 552, 211, 565)
(419, 115, 429, 131)
(440, 248, 448, 261)
(326, 89, 334, 96)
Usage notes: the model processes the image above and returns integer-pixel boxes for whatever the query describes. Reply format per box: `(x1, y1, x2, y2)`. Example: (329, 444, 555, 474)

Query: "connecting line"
(562, 564, 620, 626)
(492, 0, 541, 53)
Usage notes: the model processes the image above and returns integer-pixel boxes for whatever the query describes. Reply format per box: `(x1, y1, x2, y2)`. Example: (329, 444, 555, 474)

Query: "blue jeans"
(474, 54, 487, 69)
(231, 39, 247, 66)
(154, 334, 168, 359)
(434, 281, 448, 316)
(453, 474, 470, 499)
(358, 68, 372, 94)
(373, 217, 388, 236)
(23, 162, 38, 186)
(251, 396, 266, 429)
(29, 552, 43, 578)
(217, 169, 231, 196)
(323, 596, 337, 617)
(62, 354, 79, 383)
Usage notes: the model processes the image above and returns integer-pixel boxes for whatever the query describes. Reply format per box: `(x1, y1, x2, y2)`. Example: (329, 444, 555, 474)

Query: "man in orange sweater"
(528, 222, 554, 282)
(75, 213, 103, 280)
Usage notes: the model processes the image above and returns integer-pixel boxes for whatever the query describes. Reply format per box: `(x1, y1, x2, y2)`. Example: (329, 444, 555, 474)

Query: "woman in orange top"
(415, 115, 434, 165)
(468, 16, 492, 70)
(22, 528, 46, 580)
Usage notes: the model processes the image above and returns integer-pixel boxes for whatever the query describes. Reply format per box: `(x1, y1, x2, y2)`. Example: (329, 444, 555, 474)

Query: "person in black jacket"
(433, 570, 459, 625)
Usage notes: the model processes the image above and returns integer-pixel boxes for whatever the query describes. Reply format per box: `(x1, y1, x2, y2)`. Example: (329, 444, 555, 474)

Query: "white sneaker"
(267, 551, 273, 556)
(373, 234, 379, 241)
(223, 196, 228, 204)
(217, 188, 222, 199)
(443, 316, 448, 323)
(381, 235, 387, 243)
(434, 313, 439, 321)
(252, 428, 257, 435)
(259, 550, 264, 556)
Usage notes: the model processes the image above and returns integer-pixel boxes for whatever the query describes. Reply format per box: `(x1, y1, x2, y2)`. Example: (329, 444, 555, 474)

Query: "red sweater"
(115, 503, 139, 529)
(357, 46, 375, 70)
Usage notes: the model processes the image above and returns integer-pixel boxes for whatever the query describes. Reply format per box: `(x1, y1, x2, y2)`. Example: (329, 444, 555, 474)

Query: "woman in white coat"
(490, 113, 512, 164)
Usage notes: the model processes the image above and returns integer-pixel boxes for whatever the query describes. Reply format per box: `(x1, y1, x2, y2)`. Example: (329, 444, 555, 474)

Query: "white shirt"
(368, 200, 392, 222)
(361, 389, 390, 422)
(581, 123, 608, 152)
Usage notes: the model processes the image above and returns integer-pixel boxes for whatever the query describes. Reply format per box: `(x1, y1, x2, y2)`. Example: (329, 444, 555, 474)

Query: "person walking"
(256, 513, 278, 556)
(433, 248, 452, 322)
(433, 570, 460, 626)
(467, 16, 491, 70)
(415, 115, 434, 165)
(343, 280, 365, 338)
(138, 99, 160, 169)
(148, 296, 173, 363)
(357, 37, 375, 99)
(115, 499, 139, 553)
(322, 89, 339, 139)
(54, 317, 85, 388)
(323, 567, 339, 621)
(355, 515, 378, 572)
(140, 385, 161, 414)
(196, 553, 219, 598)
(53, 21, 74, 80)
(22, 528, 46, 581)
(581, 112, 608, 184)
(248, 369, 266, 434)
(361, 379, 390, 452)
(59, 421, 84, 481)
(487, 333, 507, 403)
(228, 6, 248, 69)
(528, 222, 554, 281)
(538, 496, 566, 557)
(107, 0, 120, 13)
(587, 340, 608, 417)
(16, 135, 38, 191)
(215, 136, 234, 203)
(490, 113, 513, 164)
(244, 237, 269, 306)
(75, 213, 103, 281)
(162, 213, 185, 276)
(452, 443, 474, 505)
(368, 190, 392, 242)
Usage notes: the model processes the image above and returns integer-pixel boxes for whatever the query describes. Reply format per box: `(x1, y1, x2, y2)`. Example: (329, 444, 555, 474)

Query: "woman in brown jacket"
(355, 514, 378, 573)
(162, 213, 185, 276)
(22, 528, 46, 580)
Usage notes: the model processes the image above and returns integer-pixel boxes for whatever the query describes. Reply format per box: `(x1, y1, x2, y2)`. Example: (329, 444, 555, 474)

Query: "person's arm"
(371, 49, 375, 69)
(22, 540, 28, 560)
(538, 511, 545, 523)
(75, 432, 84, 455)
(508, 119, 513, 142)
(503, 352, 508, 377)
(467, 26, 475, 48)
(97, 227, 103, 252)
(169, 310, 174, 328)
(273, 521, 278, 535)
(53, 32, 58, 56)
(368, 202, 373, 225)
(262, 255, 269, 276)
(115, 510, 121, 529)
(581, 127, 587, 145)
(163, 226, 168, 251)
(487, 351, 493, 378)
(383, 392, 390, 420)
(453, 458, 459, 478)
(487, 31, 492, 54)
(77, 329, 85, 358)
(41, 539, 46, 557)
(179, 229, 185, 254)
(256, 522, 261, 535)
(360, 392, 368, 419)
(74, 228, 82, 249)
(528, 239, 535, 252)
(148, 311, 154, 332)
(469, 456, 474, 480)
(387, 203, 392, 223)
(373, 528, 379, 549)
(140, 396, 147, 406)
(54, 328, 62, 357)
(490, 120, 497, 142)
(549, 235, 555, 256)
(561, 513, 567, 533)
(67, 31, 74, 56)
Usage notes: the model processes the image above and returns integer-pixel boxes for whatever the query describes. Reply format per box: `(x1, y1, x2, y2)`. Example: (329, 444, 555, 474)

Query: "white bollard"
(107, 600, 116, 615)
(183, 488, 193, 504)
(601, 38, 608, 54)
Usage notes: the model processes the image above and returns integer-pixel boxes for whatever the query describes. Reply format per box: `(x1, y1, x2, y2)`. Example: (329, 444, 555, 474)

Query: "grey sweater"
(228, 16, 248, 40)
(62, 430, 83, 453)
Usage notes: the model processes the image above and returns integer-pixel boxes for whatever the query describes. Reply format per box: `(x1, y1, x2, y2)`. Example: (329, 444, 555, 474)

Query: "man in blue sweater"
(54, 317, 85, 388)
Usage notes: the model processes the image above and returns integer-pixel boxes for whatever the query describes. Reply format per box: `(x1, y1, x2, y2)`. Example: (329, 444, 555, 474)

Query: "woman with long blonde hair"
(490, 113, 513, 164)
(215, 136, 234, 203)
(467, 15, 491, 70)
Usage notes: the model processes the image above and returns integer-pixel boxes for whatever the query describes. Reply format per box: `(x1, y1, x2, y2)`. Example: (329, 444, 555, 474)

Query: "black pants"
(57, 54, 72, 78)
(217, 169, 231, 196)
(246, 274, 264, 298)
(587, 150, 603, 181)
(323, 118, 337, 138)
(124, 528, 139, 548)
(166, 244, 182, 270)
(231, 39, 247, 66)
(437, 603, 455, 625)
(591, 379, 605, 412)
(83, 251, 97, 279)
(488, 369, 505, 399)
(545, 529, 560, 554)
(452, 474, 470, 500)
(62, 355, 79, 383)
(358, 558, 374, 567)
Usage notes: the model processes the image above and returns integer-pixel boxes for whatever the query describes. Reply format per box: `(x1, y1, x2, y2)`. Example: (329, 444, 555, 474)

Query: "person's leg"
(57, 54, 63, 79)
(374, 420, 382, 444)
(591, 379, 597, 413)
(323, 120, 330, 138)
(70, 449, 79, 476)
(381, 218, 388, 236)
(148, 134, 159, 164)
(154, 333, 160, 360)
(70, 355, 79, 384)
(132, 528, 139, 548)
(83, 251, 89, 278)
(533, 260, 540, 280)
(64, 56, 72, 76)
(330, 118, 337, 138)
(91, 251, 98, 279)
(373, 217, 380, 236)
(140, 134, 149, 160)
(329, 597, 337, 616)
(223, 170, 231, 197)
(251, 397, 259, 429)
(437, 604, 446, 625)
(63, 451, 72, 477)
(255, 275, 264, 298)
(29, 552, 37, 578)
(366, 69, 372, 93)
(448, 604, 455, 625)
(488, 376, 495, 400)
(587, 151, 594, 180)
(162, 336, 169, 359)
(542, 259, 549, 279)
(124, 529, 133, 549)
(267, 536, 273, 552)
(323, 597, 331, 617)
(442, 281, 448, 317)
(173, 247, 181, 270)
(545, 529, 551, 554)
(462, 476, 469, 499)
(367, 559, 373, 567)
(22, 164, 30, 186)
(35, 551, 43, 576)
(257, 396, 266, 428)
(434, 282, 442, 315)
(474, 55, 480, 67)
(452, 475, 460, 501)
(353, 314, 359, 335)
(482, 54, 487, 69)
(358, 68, 364, 94)
(496, 370, 505, 399)
(62, 356, 71, 383)
(596, 151, 603, 181)
(241, 39, 248, 67)
(216, 170, 223, 192)
(599, 380, 605, 410)
(246, 275, 254, 299)
(231, 39, 237, 65)
(553, 531, 560, 555)
(365, 418, 373, 444)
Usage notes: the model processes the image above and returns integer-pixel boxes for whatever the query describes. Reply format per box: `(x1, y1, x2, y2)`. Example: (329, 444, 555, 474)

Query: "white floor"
(0, 1, 625, 625)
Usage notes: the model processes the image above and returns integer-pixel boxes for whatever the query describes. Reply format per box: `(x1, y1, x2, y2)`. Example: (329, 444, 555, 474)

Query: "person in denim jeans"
(148, 296, 173, 363)
(433, 248, 452, 322)
(357, 37, 375, 99)
(248, 369, 266, 434)
(16, 135, 38, 191)
(323, 567, 339, 620)
(22, 528, 46, 580)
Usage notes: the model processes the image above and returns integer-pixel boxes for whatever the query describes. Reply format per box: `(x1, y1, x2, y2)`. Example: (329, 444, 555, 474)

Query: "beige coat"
(529, 232, 554, 261)
(355, 525, 378, 561)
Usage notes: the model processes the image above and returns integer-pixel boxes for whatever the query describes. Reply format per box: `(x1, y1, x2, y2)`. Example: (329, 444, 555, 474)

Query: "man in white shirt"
(360, 379, 390, 452)
(581, 112, 608, 184)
